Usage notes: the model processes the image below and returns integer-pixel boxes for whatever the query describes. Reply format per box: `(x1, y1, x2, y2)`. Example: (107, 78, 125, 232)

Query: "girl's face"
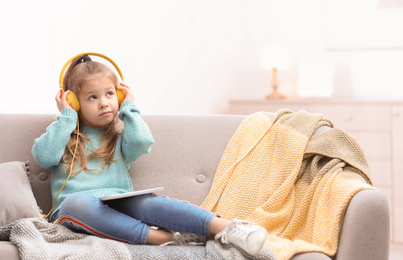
(78, 75, 119, 128)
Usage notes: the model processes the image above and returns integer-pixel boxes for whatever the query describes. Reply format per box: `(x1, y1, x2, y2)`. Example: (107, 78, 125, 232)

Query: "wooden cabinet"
(392, 105, 403, 243)
(228, 99, 402, 245)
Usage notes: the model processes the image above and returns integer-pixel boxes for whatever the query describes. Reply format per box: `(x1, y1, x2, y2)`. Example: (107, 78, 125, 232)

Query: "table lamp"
(260, 46, 290, 99)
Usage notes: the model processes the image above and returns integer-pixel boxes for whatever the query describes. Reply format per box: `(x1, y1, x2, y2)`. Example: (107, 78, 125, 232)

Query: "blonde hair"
(61, 55, 121, 174)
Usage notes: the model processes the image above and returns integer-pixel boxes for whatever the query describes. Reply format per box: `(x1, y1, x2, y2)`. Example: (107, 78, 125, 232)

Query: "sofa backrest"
(0, 114, 245, 213)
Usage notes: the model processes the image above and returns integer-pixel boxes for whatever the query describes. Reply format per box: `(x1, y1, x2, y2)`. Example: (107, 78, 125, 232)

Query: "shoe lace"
(215, 220, 250, 245)
(161, 231, 206, 246)
(215, 229, 229, 244)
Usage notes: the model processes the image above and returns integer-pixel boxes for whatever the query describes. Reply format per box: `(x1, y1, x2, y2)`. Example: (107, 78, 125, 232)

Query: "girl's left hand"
(117, 82, 134, 102)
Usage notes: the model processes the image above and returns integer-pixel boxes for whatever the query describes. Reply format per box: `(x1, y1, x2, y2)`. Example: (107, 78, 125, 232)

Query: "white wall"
(1, 0, 402, 114)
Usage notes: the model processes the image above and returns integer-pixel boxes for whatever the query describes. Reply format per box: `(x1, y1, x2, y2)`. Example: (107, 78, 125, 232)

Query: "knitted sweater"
(32, 100, 155, 216)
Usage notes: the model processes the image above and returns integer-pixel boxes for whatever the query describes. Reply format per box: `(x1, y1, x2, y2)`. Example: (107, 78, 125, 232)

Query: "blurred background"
(0, 0, 402, 115)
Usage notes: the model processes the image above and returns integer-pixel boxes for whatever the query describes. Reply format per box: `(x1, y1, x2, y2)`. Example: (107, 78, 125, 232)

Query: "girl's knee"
(59, 193, 99, 215)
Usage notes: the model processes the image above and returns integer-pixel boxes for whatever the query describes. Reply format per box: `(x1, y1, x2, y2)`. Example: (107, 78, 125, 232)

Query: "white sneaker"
(215, 219, 268, 256)
(161, 230, 208, 246)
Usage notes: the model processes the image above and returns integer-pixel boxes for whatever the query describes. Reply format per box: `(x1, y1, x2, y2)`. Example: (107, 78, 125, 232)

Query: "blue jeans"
(52, 193, 217, 244)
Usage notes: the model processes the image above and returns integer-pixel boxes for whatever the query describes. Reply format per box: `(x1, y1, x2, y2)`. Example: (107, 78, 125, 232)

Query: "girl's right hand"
(55, 89, 72, 112)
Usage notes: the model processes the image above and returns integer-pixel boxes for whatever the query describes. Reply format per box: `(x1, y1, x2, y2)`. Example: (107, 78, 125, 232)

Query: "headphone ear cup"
(116, 89, 126, 107)
(66, 91, 80, 112)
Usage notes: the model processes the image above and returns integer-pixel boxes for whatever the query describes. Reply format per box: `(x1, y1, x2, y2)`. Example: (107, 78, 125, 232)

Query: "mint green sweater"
(32, 100, 154, 216)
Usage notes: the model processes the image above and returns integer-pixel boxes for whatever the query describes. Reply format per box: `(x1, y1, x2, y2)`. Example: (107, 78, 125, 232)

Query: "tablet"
(99, 187, 164, 201)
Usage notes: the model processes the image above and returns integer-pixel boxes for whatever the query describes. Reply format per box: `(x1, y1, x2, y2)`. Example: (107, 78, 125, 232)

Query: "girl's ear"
(67, 91, 80, 112)
(117, 88, 126, 107)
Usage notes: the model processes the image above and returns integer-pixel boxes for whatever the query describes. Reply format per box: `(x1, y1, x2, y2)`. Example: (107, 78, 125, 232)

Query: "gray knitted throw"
(0, 218, 277, 260)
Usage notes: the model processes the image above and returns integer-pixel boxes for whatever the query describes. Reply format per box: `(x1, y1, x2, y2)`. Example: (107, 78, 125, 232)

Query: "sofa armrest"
(335, 189, 390, 260)
(0, 241, 20, 260)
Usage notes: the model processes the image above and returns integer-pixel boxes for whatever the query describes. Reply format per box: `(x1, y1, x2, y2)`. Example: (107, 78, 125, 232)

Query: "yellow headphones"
(59, 52, 126, 112)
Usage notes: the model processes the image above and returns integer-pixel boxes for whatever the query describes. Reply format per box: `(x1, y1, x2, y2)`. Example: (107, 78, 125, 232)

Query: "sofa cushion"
(0, 161, 41, 226)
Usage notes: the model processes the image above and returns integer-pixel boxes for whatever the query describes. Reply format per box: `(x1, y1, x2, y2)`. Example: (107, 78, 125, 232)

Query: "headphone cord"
(42, 117, 80, 221)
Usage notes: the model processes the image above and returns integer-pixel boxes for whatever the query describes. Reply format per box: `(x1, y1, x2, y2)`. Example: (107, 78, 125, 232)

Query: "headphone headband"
(59, 52, 124, 91)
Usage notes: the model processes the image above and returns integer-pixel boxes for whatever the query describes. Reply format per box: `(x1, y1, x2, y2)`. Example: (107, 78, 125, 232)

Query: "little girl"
(32, 54, 267, 256)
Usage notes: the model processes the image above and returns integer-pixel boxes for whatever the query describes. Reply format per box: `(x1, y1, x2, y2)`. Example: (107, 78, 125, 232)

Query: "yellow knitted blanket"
(201, 110, 374, 260)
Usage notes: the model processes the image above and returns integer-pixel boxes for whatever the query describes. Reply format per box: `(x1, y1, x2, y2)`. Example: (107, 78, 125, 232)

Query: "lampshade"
(260, 46, 290, 70)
